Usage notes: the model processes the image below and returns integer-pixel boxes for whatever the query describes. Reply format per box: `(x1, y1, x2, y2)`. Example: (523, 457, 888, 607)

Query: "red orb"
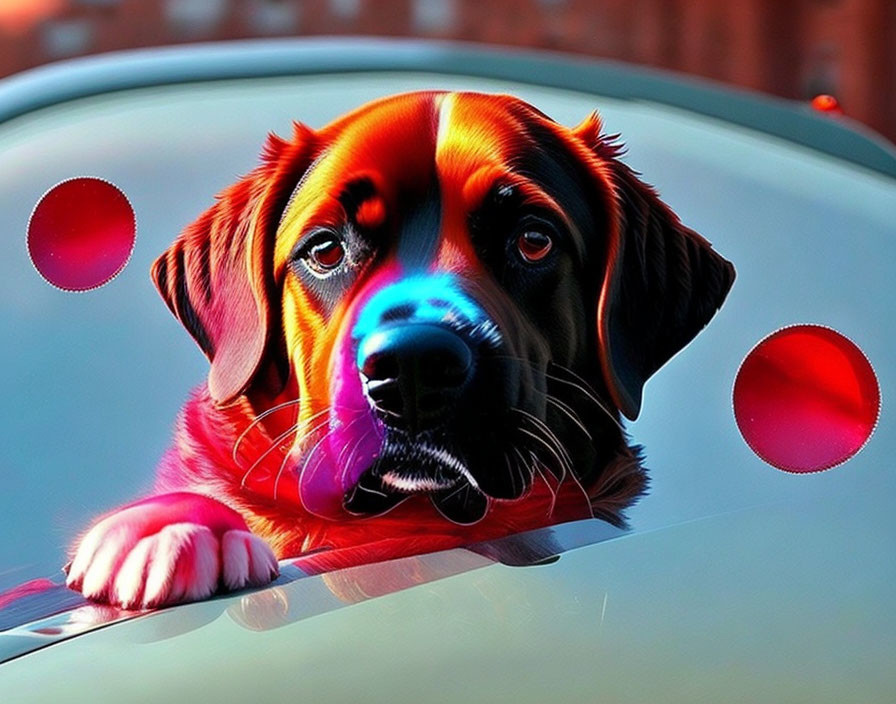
(28, 178, 136, 291)
(734, 325, 879, 473)
(811, 94, 842, 114)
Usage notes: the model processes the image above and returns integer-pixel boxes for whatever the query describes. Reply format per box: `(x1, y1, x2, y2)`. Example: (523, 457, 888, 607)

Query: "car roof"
(1, 37, 894, 178)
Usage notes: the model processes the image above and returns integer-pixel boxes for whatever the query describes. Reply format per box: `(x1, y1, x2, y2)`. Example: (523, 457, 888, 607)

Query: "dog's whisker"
(298, 414, 342, 449)
(547, 361, 629, 432)
(335, 417, 370, 467)
(512, 445, 535, 482)
(233, 405, 330, 465)
(503, 394, 592, 507)
(269, 411, 343, 500)
(508, 445, 533, 499)
(512, 409, 575, 487)
(339, 429, 376, 485)
(352, 482, 390, 499)
(240, 411, 334, 490)
(544, 395, 592, 441)
(509, 412, 563, 517)
(563, 462, 594, 517)
(296, 395, 396, 420)
(490, 354, 625, 432)
(530, 452, 558, 517)
(513, 408, 574, 467)
(441, 483, 466, 502)
(508, 449, 528, 498)
(239, 423, 301, 490)
(541, 371, 625, 432)
(516, 419, 570, 486)
(272, 445, 297, 502)
(370, 405, 401, 419)
(529, 416, 592, 508)
(295, 422, 346, 490)
(440, 479, 477, 504)
(232, 398, 302, 464)
(547, 362, 605, 400)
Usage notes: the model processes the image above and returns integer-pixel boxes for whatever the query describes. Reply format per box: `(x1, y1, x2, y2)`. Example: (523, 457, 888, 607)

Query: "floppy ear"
(151, 124, 316, 404)
(573, 114, 736, 420)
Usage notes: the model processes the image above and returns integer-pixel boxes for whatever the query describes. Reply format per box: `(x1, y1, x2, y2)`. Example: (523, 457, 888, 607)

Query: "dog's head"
(152, 92, 734, 526)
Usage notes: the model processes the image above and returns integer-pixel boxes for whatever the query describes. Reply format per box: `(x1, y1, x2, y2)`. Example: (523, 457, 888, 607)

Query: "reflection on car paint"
(0, 597, 135, 664)
(0, 517, 625, 661)
(229, 517, 625, 632)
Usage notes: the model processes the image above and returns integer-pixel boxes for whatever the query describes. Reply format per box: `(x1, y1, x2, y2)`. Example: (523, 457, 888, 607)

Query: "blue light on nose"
(352, 274, 487, 366)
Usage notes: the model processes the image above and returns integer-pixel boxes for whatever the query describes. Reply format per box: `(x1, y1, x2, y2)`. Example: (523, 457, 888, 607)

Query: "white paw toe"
(113, 534, 156, 609)
(143, 523, 220, 608)
(79, 525, 140, 601)
(67, 515, 115, 591)
(222, 530, 279, 591)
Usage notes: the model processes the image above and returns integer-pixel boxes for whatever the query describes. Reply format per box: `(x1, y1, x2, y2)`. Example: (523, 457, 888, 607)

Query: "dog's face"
(153, 92, 734, 527)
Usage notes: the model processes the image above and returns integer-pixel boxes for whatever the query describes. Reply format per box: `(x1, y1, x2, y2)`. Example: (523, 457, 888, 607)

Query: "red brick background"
(1, 0, 893, 143)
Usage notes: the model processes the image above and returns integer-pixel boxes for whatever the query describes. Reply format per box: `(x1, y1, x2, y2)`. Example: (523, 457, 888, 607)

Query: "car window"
(1, 69, 893, 592)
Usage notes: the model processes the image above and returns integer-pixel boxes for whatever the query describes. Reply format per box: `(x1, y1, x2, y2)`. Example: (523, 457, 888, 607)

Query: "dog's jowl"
(66, 92, 735, 608)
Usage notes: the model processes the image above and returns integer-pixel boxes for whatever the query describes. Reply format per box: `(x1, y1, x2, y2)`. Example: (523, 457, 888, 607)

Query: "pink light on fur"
(296, 267, 405, 519)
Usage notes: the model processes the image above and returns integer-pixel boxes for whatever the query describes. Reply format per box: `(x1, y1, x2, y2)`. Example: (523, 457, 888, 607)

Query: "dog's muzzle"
(344, 274, 501, 523)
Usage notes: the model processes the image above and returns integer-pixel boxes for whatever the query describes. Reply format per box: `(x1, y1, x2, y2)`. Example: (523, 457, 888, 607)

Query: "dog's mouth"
(343, 431, 490, 524)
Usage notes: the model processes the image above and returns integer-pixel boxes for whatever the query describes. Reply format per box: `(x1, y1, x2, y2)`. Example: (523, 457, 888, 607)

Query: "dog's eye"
(516, 230, 553, 263)
(306, 236, 345, 274)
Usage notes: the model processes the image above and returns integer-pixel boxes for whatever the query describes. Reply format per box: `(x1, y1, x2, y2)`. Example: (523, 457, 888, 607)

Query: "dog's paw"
(111, 526, 278, 609)
(67, 498, 279, 609)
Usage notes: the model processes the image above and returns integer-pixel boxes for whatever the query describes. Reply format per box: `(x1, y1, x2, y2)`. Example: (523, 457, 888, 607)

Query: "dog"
(66, 91, 734, 609)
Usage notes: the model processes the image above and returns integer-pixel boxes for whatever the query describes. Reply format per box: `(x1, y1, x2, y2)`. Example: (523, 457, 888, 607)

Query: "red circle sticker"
(27, 178, 136, 291)
(810, 94, 843, 115)
(734, 325, 880, 473)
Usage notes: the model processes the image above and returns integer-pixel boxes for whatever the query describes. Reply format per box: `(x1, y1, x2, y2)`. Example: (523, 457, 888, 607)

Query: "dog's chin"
(343, 437, 492, 525)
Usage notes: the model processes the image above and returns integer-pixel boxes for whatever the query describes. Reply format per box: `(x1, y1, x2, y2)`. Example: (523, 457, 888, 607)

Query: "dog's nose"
(359, 324, 473, 431)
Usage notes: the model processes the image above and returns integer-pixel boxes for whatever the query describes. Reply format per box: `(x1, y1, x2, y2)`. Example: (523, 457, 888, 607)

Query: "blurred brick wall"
(1, 0, 893, 143)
